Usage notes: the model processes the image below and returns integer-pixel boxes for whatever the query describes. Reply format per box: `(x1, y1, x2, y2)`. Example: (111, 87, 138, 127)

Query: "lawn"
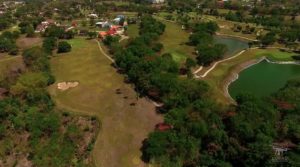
(202, 48, 296, 104)
(126, 23, 139, 38)
(256, 49, 295, 61)
(156, 17, 195, 64)
(48, 38, 162, 167)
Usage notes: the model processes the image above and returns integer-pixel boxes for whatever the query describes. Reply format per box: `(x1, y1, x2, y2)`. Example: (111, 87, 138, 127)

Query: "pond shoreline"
(223, 57, 300, 103)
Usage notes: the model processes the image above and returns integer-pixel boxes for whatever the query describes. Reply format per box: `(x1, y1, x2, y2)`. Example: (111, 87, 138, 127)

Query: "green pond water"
(229, 60, 300, 98)
(214, 36, 248, 57)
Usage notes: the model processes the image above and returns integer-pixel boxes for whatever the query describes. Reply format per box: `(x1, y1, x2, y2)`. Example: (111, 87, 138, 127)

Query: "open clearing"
(156, 17, 195, 64)
(0, 54, 23, 81)
(48, 38, 162, 167)
(16, 35, 43, 50)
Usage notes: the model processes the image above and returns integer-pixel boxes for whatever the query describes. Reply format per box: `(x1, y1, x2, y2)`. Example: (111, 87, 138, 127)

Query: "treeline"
(189, 21, 227, 66)
(0, 12, 15, 31)
(0, 46, 95, 166)
(142, 67, 300, 166)
(111, 15, 209, 112)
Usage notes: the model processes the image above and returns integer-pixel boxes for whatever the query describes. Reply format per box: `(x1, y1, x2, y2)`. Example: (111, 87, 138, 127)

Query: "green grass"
(156, 18, 195, 64)
(126, 24, 139, 38)
(48, 38, 162, 167)
(256, 50, 295, 61)
(68, 38, 87, 48)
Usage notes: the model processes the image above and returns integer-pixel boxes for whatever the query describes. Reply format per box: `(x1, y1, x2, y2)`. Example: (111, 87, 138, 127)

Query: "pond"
(214, 36, 249, 58)
(229, 60, 300, 99)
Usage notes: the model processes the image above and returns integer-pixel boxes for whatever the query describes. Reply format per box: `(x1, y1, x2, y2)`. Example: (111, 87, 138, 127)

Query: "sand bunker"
(57, 81, 79, 91)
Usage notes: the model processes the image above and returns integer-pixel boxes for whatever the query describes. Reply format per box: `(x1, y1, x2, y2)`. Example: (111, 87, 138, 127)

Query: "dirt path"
(216, 32, 258, 42)
(194, 50, 246, 78)
(95, 39, 115, 63)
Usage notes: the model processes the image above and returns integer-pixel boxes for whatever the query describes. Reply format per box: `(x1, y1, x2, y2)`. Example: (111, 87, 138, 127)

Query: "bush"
(57, 41, 71, 53)
(152, 43, 163, 52)
(8, 47, 18, 55)
(43, 37, 57, 54)
(292, 55, 300, 60)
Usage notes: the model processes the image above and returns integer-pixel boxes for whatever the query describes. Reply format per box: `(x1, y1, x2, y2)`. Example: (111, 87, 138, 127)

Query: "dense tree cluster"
(0, 12, 15, 31)
(43, 25, 75, 39)
(143, 70, 300, 167)
(107, 14, 300, 167)
(189, 22, 227, 66)
(0, 31, 20, 55)
(111, 16, 210, 112)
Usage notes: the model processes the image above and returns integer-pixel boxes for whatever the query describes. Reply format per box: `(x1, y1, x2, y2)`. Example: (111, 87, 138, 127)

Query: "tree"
(89, 18, 95, 26)
(87, 31, 97, 39)
(185, 57, 196, 69)
(189, 31, 213, 46)
(260, 32, 276, 46)
(10, 72, 48, 97)
(22, 47, 50, 72)
(57, 41, 71, 53)
(42, 37, 57, 54)
(196, 43, 227, 66)
(81, 20, 87, 27)
(26, 25, 35, 37)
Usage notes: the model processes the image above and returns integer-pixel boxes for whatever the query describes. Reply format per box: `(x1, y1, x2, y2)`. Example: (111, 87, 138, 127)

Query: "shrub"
(292, 55, 300, 60)
(57, 41, 71, 53)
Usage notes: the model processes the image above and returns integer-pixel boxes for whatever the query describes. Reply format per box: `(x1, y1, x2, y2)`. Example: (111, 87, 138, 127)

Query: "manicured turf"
(49, 38, 162, 167)
(156, 18, 195, 64)
(256, 49, 295, 61)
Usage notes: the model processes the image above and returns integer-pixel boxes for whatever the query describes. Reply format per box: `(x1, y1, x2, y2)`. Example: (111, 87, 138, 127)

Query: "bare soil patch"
(16, 36, 43, 50)
(57, 81, 79, 91)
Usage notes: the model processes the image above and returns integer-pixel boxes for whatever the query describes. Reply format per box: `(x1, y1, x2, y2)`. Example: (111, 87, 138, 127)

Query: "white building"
(148, 0, 164, 4)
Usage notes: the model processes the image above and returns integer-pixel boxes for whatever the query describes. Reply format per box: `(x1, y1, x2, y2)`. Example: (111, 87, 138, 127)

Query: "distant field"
(155, 17, 195, 64)
(49, 38, 162, 167)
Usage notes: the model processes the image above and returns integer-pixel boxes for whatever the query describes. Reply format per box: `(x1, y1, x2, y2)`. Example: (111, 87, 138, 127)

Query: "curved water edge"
(224, 57, 300, 104)
(214, 35, 249, 58)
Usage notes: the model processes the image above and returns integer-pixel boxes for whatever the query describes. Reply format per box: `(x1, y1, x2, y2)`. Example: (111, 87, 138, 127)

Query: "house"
(99, 28, 117, 39)
(99, 31, 108, 38)
(88, 13, 98, 18)
(113, 15, 125, 24)
(103, 21, 113, 28)
(35, 19, 57, 33)
(98, 25, 125, 39)
(96, 21, 105, 27)
(148, 0, 165, 3)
